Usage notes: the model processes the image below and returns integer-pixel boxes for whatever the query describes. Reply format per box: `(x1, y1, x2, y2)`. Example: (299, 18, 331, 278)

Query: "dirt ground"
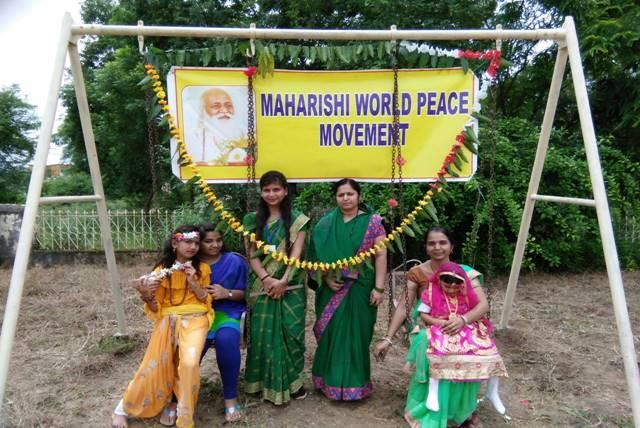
(0, 260, 638, 427)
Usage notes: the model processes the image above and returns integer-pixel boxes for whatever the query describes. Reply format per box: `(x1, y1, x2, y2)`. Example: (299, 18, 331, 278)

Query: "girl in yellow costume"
(111, 225, 213, 428)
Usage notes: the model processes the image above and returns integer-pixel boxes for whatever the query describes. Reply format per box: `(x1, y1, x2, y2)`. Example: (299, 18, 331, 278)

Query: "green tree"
(0, 85, 39, 203)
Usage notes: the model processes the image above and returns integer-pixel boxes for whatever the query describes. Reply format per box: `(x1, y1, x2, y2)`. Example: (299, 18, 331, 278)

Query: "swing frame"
(1, 13, 638, 426)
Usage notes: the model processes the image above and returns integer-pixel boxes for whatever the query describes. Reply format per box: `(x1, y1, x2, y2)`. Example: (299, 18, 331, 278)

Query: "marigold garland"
(143, 56, 494, 273)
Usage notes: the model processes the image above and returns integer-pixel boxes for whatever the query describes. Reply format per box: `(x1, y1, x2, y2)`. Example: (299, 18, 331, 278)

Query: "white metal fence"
(35, 209, 175, 251)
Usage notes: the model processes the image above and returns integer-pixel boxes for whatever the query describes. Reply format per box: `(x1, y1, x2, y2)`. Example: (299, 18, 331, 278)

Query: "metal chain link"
(389, 43, 413, 332)
(245, 63, 257, 212)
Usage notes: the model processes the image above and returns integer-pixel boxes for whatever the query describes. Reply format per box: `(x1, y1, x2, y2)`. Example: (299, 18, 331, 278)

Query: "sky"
(0, 0, 82, 165)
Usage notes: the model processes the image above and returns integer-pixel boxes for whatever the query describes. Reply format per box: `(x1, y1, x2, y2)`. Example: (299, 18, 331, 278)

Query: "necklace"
(444, 293, 459, 320)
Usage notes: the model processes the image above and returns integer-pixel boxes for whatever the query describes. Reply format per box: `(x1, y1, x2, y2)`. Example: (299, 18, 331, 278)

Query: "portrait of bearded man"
(185, 87, 250, 166)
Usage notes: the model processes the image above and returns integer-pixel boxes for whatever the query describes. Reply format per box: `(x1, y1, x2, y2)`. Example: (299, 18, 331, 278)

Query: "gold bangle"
(374, 286, 385, 293)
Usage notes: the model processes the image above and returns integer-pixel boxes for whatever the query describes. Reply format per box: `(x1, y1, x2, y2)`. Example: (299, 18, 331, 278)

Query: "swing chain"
(245, 53, 257, 212)
(390, 40, 413, 332)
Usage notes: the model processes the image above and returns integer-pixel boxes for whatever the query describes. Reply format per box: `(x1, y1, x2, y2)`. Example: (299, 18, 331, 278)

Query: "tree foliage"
(0, 85, 39, 203)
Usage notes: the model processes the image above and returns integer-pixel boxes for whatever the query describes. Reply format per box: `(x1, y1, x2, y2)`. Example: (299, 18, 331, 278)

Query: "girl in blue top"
(199, 224, 248, 423)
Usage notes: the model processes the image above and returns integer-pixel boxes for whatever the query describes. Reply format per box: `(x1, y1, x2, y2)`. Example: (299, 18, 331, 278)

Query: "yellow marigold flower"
(354, 256, 362, 264)
(152, 75, 160, 80)
(437, 187, 443, 192)
(249, 233, 256, 241)
(301, 261, 308, 269)
(283, 255, 289, 265)
(273, 251, 281, 261)
(388, 233, 395, 241)
(144, 64, 153, 70)
(288, 257, 296, 266)
(408, 213, 416, 220)
(330, 262, 336, 270)
(214, 205, 223, 212)
(313, 262, 319, 271)
(162, 106, 170, 111)
(255, 240, 264, 248)
(336, 260, 344, 269)
(395, 226, 403, 233)
(243, 231, 249, 237)
(427, 190, 434, 197)
(418, 200, 427, 206)
(236, 225, 244, 233)
(156, 91, 166, 99)
(295, 259, 301, 269)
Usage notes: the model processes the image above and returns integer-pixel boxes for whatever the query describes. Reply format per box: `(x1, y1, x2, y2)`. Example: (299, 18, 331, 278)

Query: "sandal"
(224, 404, 243, 423)
(159, 404, 177, 427)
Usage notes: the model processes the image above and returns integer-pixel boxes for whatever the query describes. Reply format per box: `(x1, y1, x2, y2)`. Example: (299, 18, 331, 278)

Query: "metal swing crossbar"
(1, 13, 639, 427)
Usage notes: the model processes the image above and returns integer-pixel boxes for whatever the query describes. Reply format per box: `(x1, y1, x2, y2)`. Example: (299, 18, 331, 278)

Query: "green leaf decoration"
(441, 56, 455, 68)
(337, 46, 350, 63)
(430, 54, 438, 68)
(268, 50, 275, 76)
(418, 54, 429, 68)
(367, 44, 375, 60)
(147, 103, 161, 121)
(356, 44, 364, 57)
(385, 41, 392, 55)
(365, 258, 374, 271)
(309, 46, 317, 63)
(315, 268, 322, 286)
(215, 219, 227, 232)
(225, 43, 233, 61)
(386, 241, 396, 254)
(456, 148, 469, 163)
(287, 44, 301, 63)
(138, 75, 152, 87)
(202, 49, 213, 66)
(471, 112, 492, 123)
(176, 50, 185, 66)
(319, 46, 329, 62)
(335, 268, 343, 281)
(377, 41, 385, 59)
(461, 58, 470, 74)
(453, 155, 463, 170)
(403, 224, 416, 238)
(461, 134, 478, 154)
(412, 221, 424, 235)
(445, 164, 460, 177)
(394, 237, 405, 254)
(277, 44, 286, 62)
(426, 202, 439, 222)
(261, 252, 273, 267)
(158, 115, 168, 127)
(465, 126, 480, 143)
(255, 40, 265, 53)
(302, 46, 310, 60)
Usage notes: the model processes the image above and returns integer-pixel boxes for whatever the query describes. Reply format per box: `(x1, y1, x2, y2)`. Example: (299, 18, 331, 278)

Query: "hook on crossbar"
(246, 22, 256, 57)
(390, 25, 397, 48)
(137, 20, 145, 56)
(495, 24, 502, 52)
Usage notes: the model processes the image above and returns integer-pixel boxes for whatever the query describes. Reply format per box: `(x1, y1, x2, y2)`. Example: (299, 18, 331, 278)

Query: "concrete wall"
(0, 204, 24, 265)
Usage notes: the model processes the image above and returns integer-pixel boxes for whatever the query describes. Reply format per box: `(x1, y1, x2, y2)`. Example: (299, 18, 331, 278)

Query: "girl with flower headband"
(406, 261, 508, 427)
(111, 225, 212, 428)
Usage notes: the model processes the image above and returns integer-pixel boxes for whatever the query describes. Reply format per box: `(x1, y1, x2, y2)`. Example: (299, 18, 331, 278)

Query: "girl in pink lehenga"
(417, 262, 508, 415)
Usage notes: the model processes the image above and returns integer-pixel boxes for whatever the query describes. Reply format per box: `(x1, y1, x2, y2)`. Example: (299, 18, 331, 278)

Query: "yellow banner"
(167, 67, 477, 183)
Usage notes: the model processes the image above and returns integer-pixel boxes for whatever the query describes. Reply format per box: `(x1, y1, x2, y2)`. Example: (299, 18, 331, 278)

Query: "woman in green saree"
(242, 170, 310, 405)
(309, 178, 387, 400)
